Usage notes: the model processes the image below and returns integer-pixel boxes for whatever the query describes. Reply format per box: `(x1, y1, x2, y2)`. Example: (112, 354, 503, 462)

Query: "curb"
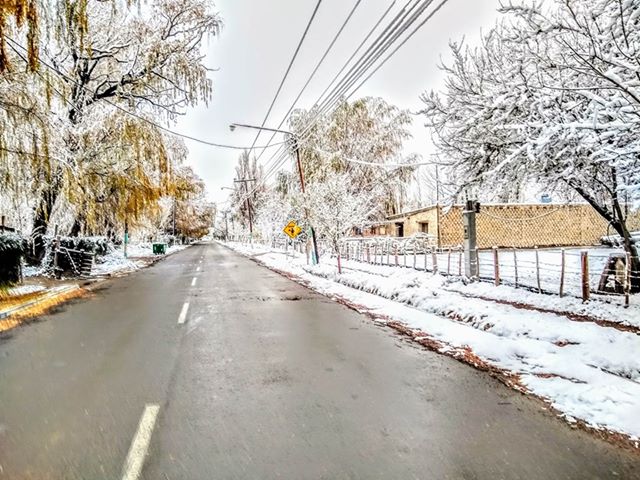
(0, 285, 81, 320)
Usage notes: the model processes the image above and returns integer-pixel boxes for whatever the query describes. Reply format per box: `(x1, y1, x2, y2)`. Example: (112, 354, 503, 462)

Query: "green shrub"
(0, 234, 24, 287)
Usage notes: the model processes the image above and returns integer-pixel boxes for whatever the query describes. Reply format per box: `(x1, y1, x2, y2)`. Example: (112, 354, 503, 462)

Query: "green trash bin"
(152, 243, 167, 255)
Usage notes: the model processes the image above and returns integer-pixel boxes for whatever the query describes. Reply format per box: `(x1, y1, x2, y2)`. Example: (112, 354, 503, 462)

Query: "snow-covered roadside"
(23, 243, 190, 278)
(92, 243, 189, 276)
(223, 241, 640, 445)
(298, 253, 640, 330)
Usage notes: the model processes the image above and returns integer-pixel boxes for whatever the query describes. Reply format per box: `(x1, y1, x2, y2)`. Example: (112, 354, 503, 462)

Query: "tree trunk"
(31, 179, 61, 261)
(611, 198, 640, 292)
(69, 215, 85, 237)
(566, 178, 639, 292)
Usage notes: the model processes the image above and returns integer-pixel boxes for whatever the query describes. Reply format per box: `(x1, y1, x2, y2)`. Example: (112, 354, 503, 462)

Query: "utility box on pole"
(463, 200, 479, 278)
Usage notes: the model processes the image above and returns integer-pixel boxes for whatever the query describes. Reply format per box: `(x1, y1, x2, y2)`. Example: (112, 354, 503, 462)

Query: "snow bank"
(92, 243, 189, 276)
(223, 241, 640, 442)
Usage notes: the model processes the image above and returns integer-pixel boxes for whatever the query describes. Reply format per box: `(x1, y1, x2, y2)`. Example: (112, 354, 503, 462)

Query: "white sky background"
(174, 0, 503, 207)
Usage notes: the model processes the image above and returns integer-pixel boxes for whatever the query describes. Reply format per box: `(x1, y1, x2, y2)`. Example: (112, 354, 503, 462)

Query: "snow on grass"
(93, 243, 189, 276)
(23, 243, 190, 278)
(224, 241, 640, 441)
(307, 252, 640, 329)
(345, 245, 630, 304)
(445, 281, 640, 329)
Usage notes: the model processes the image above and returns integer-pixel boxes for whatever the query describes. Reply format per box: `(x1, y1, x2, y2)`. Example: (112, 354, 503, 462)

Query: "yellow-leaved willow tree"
(0, 0, 221, 256)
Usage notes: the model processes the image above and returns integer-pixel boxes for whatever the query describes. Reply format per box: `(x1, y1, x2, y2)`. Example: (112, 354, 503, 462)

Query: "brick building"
(366, 203, 640, 249)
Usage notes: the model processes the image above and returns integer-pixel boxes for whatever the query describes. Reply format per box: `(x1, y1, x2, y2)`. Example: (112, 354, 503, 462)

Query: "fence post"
(581, 250, 590, 302)
(458, 248, 462, 276)
(475, 248, 480, 278)
(559, 248, 565, 298)
(535, 247, 541, 293)
(386, 242, 390, 265)
(432, 250, 438, 274)
(425, 249, 428, 271)
(447, 248, 452, 275)
(403, 248, 407, 267)
(413, 249, 417, 269)
(513, 248, 518, 288)
(493, 247, 500, 286)
(395, 245, 399, 266)
(625, 252, 631, 308)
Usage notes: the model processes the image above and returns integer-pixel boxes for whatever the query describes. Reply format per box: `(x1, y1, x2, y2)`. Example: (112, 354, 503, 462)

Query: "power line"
(252, 0, 365, 164)
(246, 0, 324, 151)
(227, 0, 452, 212)
(236, 1, 400, 208)
(348, 0, 450, 99)
(5, 37, 288, 151)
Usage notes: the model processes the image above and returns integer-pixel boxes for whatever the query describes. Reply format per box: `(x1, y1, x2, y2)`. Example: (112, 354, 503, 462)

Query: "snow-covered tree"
(230, 149, 265, 230)
(0, 0, 221, 256)
(254, 188, 297, 246)
(171, 166, 215, 240)
(291, 97, 418, 216)
(421, 0, 640, 288)
(304, 173, 377, 257)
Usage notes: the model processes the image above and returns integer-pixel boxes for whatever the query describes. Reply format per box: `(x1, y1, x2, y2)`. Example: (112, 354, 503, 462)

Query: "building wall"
(443, 204, 640, 249)
(386, 204, 640, 249)
(399, 207, 440, 238)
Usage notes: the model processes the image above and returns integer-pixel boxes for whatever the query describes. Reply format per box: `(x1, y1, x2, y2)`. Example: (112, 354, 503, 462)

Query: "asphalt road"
(0, 243, 638, 479)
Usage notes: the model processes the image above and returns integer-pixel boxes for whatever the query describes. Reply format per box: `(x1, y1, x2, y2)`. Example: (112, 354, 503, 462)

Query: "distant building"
(363, 203, 640, 249)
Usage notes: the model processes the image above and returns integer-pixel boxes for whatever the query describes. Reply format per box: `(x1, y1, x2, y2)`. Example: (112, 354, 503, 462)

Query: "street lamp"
(229, 122, 320, 264)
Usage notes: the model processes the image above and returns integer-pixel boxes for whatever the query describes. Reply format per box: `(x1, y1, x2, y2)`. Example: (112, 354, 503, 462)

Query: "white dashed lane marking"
(121, 404, 160, 480)
(177, 302, 190, 325)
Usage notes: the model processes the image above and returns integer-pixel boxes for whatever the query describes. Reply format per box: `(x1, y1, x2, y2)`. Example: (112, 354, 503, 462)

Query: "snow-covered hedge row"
(0, 234, 24, 287)
(53, 236, 113, 256)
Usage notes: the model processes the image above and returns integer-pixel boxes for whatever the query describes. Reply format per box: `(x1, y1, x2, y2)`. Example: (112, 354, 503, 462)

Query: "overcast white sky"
(174, 0, 503, 206)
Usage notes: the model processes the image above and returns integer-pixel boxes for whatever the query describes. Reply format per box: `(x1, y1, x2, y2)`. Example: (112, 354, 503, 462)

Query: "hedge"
(0, 234, 24, 287)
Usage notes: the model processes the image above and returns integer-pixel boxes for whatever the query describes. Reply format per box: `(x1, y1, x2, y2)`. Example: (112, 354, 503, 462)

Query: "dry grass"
(0, 287, 86, 333)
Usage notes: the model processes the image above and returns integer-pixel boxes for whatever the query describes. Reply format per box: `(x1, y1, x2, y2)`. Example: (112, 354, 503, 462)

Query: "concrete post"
(463, 200, 479, 278)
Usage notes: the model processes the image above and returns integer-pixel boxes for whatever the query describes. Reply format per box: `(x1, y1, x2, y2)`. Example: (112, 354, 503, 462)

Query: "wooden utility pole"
(293, 139, 320, 264)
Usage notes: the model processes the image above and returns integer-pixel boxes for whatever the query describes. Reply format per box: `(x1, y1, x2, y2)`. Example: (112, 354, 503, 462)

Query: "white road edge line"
(191, 277, 197, 287)
(121, 403, 160, 480)
(178, 302, 190, 325)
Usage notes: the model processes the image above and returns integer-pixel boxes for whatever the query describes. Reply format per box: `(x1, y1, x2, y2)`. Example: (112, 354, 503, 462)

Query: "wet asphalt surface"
(0, 242, 638, 479)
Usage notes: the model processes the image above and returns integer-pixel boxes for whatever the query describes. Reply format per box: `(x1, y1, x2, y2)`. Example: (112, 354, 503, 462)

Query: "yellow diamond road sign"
(283, 221, 302, 240)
